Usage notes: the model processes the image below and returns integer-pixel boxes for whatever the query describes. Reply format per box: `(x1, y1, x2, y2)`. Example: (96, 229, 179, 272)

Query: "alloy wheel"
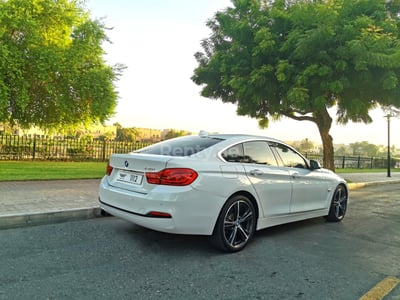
(222, 199, 255, 249)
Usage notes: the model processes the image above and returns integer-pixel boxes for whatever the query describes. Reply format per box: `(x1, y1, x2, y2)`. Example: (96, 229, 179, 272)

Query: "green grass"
(0, 161, 107, 181)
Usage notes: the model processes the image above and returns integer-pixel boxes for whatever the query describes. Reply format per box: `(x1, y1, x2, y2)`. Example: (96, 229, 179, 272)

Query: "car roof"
(206, 133, 283, 143)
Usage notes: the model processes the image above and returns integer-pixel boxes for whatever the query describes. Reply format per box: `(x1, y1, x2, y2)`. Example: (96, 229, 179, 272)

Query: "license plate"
(117, 170, 143, 185)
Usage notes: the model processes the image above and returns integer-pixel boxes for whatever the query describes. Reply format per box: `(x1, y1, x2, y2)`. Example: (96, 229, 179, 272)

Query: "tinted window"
(221, 144, 244, 162)
(272, 143, 307, 168)
(243, 141, 277, 165)
(137, 136, 224, 156)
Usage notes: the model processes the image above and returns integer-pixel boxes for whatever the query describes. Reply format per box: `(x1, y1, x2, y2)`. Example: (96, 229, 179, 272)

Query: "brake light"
(146, 168, 198, 186)
(106, 162, 113, 176)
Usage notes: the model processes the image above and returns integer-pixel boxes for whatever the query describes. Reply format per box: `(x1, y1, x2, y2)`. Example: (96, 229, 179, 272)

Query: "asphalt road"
(0, 184, 399, 300)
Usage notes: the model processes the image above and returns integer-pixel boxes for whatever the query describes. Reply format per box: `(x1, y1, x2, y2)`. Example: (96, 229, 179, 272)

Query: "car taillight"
(106, 162, 113, 176)
(146, 168, 198, 186)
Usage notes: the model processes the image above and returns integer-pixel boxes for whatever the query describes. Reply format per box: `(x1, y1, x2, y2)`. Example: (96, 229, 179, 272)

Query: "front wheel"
(325, 184, 348, 222)
(211, 195, 256, 252)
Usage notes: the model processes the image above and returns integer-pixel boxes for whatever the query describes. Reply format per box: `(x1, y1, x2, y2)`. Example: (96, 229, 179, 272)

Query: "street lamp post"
(386, 114, 391, 177)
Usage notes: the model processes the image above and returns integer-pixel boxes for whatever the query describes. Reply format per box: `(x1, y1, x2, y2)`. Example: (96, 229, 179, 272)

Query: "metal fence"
(1, 134, 399, 168)
(305, 153, 400, 169)
(0, 135, 151, 161)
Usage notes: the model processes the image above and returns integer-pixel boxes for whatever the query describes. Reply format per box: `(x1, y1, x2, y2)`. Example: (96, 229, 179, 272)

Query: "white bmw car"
(99, 133, 348, 252)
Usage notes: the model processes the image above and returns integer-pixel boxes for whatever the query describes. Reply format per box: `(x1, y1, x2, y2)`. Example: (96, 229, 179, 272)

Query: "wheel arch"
(226, 190, 260, 220)
(210, 190, 260, 251)
(325, 182, 349, 222)
(338, 182, 349, 197)
(211, 190, 260, 237)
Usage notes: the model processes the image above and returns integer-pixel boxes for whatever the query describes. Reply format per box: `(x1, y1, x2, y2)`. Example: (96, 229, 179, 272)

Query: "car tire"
(100, 209, 111, 217)
(325, 184, 348, 222)
(211, 194, 256, 252)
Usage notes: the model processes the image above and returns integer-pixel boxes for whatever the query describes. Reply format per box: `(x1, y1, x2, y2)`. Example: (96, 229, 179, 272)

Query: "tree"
(0, 0, 124, 130)
(192, 0, 400, 170)
(163, 129, 190, 140)
(115, 125, 139, 142)
(334, 145, 348, 156)
(298, 138, 315, 154)
(349, 141, 379, 157)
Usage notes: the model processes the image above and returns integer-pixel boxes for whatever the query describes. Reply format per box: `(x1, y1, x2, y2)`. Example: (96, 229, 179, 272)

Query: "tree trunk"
(315, 108, 335, 171)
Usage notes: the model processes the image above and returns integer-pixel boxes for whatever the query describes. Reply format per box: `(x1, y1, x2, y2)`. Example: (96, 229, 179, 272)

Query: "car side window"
(221, 143, 244, 162)
(271, 143, 307, 169)
(242, 141, 278, 166)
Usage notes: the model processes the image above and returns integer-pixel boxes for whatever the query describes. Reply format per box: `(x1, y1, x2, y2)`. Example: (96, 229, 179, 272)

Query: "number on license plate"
(118, 171, 143, 185)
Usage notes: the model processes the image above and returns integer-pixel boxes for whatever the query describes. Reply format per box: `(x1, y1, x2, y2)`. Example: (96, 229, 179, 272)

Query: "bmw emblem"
(124, 160, 129, 168)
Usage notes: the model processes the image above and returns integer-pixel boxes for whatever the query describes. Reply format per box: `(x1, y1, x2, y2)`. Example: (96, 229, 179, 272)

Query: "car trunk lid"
(107, 153, 171, 193)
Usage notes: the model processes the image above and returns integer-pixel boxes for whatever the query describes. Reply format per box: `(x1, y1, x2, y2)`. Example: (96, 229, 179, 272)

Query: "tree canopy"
(0, 0, 124, 130)
(163, 129, 190, 140)
(115, 123, 139, 142)
(349, 141, 379, 157)
(192, 0, 400, 170)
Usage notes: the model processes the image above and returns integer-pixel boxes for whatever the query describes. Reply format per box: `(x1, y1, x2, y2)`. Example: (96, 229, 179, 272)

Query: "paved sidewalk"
(0, 179, 101, 229)
(0, 173, 399, 230)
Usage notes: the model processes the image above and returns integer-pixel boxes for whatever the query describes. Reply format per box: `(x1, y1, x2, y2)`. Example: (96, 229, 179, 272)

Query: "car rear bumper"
(98, 176, 225, 235)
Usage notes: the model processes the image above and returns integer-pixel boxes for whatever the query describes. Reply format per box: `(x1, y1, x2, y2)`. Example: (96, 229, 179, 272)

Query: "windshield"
(136, 136, 224, 156)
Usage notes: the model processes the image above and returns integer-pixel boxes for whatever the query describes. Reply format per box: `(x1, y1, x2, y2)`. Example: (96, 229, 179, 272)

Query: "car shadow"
(110, 218, 218, 255)
(108, 217, 329, 255)
(104, 216, 330, 255)
(254, 217, 328, 238)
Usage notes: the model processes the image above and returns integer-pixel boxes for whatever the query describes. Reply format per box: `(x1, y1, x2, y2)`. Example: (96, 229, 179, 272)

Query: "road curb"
(347, 180, 400, 190)
(0, 207, 102, 230)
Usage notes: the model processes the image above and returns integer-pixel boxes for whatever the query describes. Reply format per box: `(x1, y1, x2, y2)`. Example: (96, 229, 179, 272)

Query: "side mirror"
(309, 159, 321, 170)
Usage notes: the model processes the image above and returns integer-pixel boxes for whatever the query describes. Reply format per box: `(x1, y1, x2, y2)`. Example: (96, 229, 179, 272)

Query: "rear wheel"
(211, 195, 256, 252)
(326, 185, 348, 222)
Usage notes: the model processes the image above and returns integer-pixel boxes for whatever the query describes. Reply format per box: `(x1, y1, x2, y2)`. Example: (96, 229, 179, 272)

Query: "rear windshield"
(136, 136, 224, 156)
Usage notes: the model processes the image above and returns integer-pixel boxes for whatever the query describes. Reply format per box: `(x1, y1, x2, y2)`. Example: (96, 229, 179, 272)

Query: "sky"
(85, 0, 400, 147)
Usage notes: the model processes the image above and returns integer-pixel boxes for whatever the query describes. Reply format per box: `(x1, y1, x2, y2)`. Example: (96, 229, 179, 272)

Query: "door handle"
(291, 172, 300, 179)
(250, 169, 263, 176)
